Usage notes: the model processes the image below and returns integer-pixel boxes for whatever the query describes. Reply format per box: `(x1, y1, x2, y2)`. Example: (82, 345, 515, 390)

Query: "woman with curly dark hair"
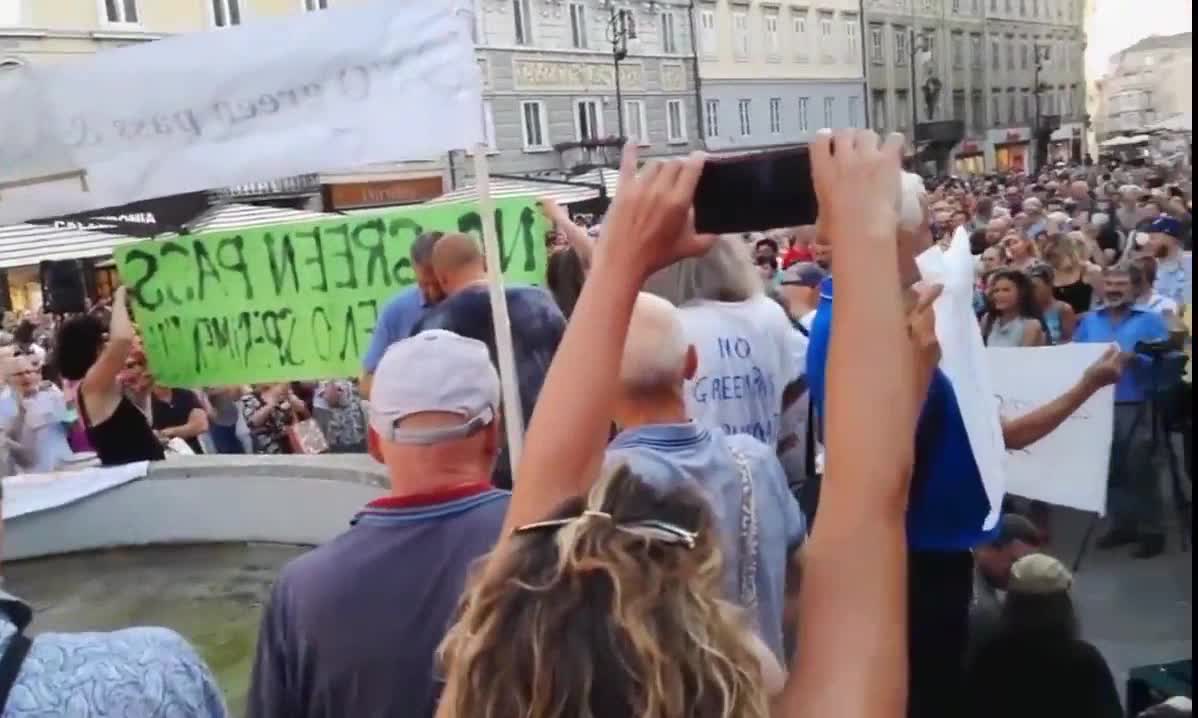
(53, 286, 163, 465)
(980, 269, 1047, 347)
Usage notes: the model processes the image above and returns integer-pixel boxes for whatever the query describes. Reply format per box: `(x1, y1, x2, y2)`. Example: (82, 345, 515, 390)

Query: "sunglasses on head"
(514, 512, 698, 549)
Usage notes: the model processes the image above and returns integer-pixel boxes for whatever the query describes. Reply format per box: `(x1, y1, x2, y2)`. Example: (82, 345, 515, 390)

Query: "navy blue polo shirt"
(806, 278, 996, 552)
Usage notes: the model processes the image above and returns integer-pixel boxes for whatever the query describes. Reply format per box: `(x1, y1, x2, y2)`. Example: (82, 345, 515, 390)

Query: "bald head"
(619, 293, 693, 394)
(431, 232, 485, 294)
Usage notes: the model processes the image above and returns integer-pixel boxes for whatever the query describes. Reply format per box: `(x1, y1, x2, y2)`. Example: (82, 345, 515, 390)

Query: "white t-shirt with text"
(680, 295, 802, 448)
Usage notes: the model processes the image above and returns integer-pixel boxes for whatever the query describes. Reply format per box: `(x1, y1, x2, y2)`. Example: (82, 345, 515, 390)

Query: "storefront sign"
(512, 59, 643, 91)
(959, 141, 980, 155)
(113, 197, 548, 386)
(29, 191, 212, 237)
(325, 176, 444, 210)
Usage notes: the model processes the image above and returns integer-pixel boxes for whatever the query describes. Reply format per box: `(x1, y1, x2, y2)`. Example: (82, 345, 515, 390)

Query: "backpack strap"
(0, 626, 31, 711)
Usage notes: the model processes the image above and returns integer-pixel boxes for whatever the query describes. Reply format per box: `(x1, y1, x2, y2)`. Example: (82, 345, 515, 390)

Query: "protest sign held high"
(114, 198, 547, 387)
(0, 0, 481, 224)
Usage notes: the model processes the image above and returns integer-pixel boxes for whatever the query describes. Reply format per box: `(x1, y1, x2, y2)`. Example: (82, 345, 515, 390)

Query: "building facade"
(1094, 32, 1192, 139)
(862, 0, 1086, 174)
(464, 0, 702, 180)
(692, 0, 866, 153)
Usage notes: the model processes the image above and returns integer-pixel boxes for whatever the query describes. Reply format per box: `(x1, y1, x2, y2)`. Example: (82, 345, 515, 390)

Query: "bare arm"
(5, 408, 35, 469)
(1001, 346, 1125, 451)
(1059, 303, 1077, 343)
(80, 286, 135, 411)
(779, 131, 914, 718)
(540, 198, 595, 270)
(500, 149, 711, 539)
(1022, 321, 1046, 347)
(161, 408, 210, 440)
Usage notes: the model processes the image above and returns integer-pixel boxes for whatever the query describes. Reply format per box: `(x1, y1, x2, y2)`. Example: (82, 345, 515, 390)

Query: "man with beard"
(1074, 264, 1171, 559)
(1146, 216, 1191, 308)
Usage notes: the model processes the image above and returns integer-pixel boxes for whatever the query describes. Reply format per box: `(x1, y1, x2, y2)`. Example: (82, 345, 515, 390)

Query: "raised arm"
(540, 198, 595, 271)
(779, 130, 918, 718)
(80, 286, 135, 406)
(1002, 346, 1126, 450)
(502, 146, 712, 537)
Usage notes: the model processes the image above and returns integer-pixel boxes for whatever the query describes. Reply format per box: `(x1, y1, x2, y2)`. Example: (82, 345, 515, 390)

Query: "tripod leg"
(1164, 438, 1191, 551)
(1072, 513, 1100, 573)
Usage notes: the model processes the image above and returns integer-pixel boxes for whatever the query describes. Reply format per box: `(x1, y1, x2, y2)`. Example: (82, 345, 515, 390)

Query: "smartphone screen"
(693, 147, 818, 234)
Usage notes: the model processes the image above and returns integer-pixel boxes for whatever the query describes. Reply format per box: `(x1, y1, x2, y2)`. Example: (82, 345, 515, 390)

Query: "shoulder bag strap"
(0, 629, 32, 711)
(729, 447, 759, 612)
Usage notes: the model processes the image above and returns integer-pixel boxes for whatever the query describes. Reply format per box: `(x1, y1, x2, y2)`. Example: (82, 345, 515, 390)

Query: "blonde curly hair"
(437, 465, 770, 718)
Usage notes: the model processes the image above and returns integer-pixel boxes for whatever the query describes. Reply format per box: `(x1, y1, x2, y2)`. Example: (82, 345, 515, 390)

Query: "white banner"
(917, 227, 1008, 530)
(0, 0, 481, 225)
(2, 461, 150, 519)
(988, 344, 1116, 514)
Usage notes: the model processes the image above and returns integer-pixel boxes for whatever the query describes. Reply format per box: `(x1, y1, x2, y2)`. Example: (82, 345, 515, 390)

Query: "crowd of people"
(0, 134, 1191, 717)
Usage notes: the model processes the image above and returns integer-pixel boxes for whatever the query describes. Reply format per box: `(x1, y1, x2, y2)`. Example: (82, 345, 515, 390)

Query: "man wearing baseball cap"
(248, 330, 509, 718)
(778, 262, 827, 334)
(1147, 215, 1191, 308)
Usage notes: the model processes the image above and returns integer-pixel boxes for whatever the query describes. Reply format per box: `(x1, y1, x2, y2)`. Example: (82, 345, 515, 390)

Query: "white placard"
(2, 461, 150, 519)
(988, 344, 1115, 515)
(916, 227, 1008, 530)
(0, 0, 481, 225)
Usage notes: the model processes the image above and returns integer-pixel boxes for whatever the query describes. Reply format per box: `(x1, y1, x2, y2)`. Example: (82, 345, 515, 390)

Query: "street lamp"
(1033, 43, 1055, 172)
(606, 8, 630, 139)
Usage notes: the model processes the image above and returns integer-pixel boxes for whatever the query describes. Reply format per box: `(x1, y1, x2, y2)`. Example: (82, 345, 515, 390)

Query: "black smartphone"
(693, 147, 817, 234)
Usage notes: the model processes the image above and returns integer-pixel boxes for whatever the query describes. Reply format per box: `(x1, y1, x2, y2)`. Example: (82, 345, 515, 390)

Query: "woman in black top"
(53, 287, 164, 465)
(1044, 234, 1097, 315)
(964, 554, 1123, 718)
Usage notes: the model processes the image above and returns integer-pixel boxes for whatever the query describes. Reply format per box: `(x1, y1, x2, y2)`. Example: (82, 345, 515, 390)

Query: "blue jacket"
(807, 279, 997, 551)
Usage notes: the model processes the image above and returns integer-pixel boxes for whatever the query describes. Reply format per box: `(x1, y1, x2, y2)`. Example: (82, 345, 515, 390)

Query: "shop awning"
(1146, 113, 1192, 133)
(0, 222, 141, 270)
(425, 175, 604, 206)
(182, 203, 328, 234)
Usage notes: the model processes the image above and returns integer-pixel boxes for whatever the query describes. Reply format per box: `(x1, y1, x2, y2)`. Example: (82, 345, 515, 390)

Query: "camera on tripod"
(1135, 340, 1177, 357)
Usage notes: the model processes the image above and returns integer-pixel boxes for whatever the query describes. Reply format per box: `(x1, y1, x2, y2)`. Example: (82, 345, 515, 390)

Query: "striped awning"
(426, 175, 606, 206)
(182, 203, 328, 234)
(0, 222, 141, 270)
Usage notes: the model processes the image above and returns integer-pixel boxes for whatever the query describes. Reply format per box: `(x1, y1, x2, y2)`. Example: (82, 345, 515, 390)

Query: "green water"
(7, 543, 308, 718)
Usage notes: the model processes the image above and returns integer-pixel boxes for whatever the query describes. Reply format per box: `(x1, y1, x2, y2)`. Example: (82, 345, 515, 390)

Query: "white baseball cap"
(369, 330, 500, 445)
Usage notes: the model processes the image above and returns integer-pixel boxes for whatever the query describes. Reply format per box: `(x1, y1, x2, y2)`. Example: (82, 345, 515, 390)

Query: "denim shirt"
(0, 591, 227, 717)
(0, 389, 74, 474)
(606, 422, 806, 661)
(1153, 252, 1192, 308)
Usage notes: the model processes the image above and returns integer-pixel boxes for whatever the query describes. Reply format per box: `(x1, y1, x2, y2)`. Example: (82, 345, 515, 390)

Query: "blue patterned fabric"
(0, 592, 227, 718)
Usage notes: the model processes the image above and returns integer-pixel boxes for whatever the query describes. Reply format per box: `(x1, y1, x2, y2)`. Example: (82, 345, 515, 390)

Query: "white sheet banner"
(988, 344, 1116, 514)
(0, 0, 481, 224)
(916, 227, 1008, 530)
(2, 461, 150, 519)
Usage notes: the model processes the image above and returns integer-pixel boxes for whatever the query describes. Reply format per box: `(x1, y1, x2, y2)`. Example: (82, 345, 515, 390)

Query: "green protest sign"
(114, 197, 548, 387)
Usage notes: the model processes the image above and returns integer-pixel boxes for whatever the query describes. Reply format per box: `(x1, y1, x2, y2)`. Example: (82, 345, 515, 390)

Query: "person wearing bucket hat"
(964, 553, 1123, 718)
(248, 330, 509, 718)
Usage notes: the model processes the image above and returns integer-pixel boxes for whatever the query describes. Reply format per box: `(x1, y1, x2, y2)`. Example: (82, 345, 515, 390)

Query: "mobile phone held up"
(693, 147, 818, 235)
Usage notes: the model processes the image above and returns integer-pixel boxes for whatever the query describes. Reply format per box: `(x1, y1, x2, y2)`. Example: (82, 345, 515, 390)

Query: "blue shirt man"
(0, 359, 74, 474)
(360, 231, 446, 387)
(1147, 216, 1192, 308)
(1074, 306, 1169, 402)
(607, 422, 805, 661)
(807, 278, 994, 552)
(361, 286, 426, 375)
